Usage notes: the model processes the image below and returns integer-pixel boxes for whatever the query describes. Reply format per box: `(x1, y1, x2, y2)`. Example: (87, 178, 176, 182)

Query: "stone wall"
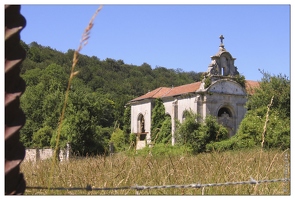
(24, 146, 70, 162)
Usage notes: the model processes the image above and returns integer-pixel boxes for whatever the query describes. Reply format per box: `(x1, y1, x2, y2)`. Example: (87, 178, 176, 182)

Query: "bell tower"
(206, 35, 240, 79)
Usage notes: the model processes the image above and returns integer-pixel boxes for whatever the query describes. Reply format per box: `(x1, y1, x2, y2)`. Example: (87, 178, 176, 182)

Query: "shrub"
(134, 143, 192, 157)
(175, 110, 228, 153)
(232, 74, 246, 88)
(151, 98, 166, 142)
(154, 115, 172, 144)
(110, 128, 127, 152)
(129, 133, 137, 148)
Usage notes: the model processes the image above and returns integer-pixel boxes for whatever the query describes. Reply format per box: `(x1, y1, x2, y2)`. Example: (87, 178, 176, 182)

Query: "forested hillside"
(19, 41, 203, 154)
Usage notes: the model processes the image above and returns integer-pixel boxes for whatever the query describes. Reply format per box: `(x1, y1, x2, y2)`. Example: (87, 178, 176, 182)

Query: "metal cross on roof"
(220, 35, 224, 44)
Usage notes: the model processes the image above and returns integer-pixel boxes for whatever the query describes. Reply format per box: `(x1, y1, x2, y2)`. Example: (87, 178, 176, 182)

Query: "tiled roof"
(131, 80, 259, 102)
(131, 82, 201, 102)
(245, 80, 260, 95)
(130, 87, 170, 102)
(165, 82, 201, 97)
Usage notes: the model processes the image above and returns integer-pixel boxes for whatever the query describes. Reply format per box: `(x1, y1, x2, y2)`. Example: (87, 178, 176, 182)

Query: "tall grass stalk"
(253, 95, 274, 194)
(48, 5, 103, 191)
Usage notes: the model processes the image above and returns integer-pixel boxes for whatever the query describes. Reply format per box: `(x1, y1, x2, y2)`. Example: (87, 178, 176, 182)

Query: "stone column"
(66, 143, 71, 161)
(171, 99, 178, 145)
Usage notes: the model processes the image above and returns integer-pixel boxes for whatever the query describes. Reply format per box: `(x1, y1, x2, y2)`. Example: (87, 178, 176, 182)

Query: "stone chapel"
(129, 35, 259, 149)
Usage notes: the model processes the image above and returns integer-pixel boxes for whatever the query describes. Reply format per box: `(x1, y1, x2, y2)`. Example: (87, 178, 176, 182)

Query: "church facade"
(129, 36, 259, 149)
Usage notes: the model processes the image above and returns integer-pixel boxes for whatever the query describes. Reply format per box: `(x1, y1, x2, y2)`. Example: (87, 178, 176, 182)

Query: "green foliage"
(53, 112, 112, 155)
(32, 126, 53, 148)
(243, 70, 290, 149)
(232, 74, 246, 88)
(129, 133, 137, 148)
(154, 115, 172, 144)
(175, 110, 228, 153)
(110, 128, 127, 152)
(151, 98, 166, 142)
(20, 119, 37, 147)
(204, 76, 211, 88)
(247, 70, 290, 118)
(175, 110, 201, 145)
(123, 105, 131, 142)
(208, 71, 290, 151)
(207, 108, 290, 151)
(18, 41, 203, 155)
(50, 118, 72, 149)
(263, 110, 290, 149)
(200, 72, 212, 89)
(20, 63, 67, 145)
(133, 143, 192, 157)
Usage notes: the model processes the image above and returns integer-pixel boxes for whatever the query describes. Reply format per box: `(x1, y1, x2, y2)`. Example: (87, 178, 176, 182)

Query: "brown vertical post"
(5, 5, 27, 195)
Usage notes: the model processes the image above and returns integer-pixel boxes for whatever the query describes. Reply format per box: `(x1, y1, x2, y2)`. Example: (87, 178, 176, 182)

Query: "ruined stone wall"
(24, 148, 70, 162)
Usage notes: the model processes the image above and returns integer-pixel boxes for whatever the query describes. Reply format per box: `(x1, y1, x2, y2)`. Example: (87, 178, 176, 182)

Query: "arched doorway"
(137, 114, 146, 140)
(217, 107, 234, 137)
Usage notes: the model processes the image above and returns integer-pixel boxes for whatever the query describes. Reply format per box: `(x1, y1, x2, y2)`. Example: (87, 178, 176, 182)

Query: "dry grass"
(22, 148, 290, 195)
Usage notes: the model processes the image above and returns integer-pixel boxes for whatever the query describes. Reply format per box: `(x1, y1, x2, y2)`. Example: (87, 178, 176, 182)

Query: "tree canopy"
(19, 41, 203, 155)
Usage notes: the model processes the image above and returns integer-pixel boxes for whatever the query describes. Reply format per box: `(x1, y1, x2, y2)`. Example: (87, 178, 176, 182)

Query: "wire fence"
(26, 177, 290, 194)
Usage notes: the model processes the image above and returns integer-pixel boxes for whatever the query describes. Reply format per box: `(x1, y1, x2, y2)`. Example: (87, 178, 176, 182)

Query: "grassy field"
(21, 148, 290, 195)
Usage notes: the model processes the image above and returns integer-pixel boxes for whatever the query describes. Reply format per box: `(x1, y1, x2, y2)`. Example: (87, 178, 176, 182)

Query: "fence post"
(284, 150, 290, 194)
(201, 187, 205, 195)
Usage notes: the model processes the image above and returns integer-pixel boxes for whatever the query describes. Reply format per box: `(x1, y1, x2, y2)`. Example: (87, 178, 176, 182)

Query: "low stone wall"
(24, 145, 70, 162)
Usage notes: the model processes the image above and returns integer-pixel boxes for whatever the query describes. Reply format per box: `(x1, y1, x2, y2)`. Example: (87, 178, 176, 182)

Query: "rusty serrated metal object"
(5, 5, 27, 195)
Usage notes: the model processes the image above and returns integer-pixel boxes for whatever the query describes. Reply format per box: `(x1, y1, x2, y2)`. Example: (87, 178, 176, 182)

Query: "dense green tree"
(50, 79, 116, 154)
(51, 114, 112, 155)
(19, 41, 203, 155)
(32, 126, 53, 148)
(123, 105, 131, 142)
(240, 71, 290, 149)
(21, 67, 42, 86)
(20, 64, 67, 147)
(20, 119, 38, 147)
(246, 70, 290, 118)
(151, 98, 166, 142)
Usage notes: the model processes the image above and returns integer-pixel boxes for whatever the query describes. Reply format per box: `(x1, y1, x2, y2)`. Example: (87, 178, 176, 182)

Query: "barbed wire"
(26, 177, 289, 192)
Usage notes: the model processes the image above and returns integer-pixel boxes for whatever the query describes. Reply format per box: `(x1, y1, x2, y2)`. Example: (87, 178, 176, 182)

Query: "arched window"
(137, 114, 145, 133)
(218, 107, 232, 117)
(217, 107, 234, 137)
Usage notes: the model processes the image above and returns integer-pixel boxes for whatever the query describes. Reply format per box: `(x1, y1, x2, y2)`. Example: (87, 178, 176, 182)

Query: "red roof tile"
(131, 82, 201, 102)
(245, 80, 260, 95)
(164, 82, 201, 97)
(131, 80, 259, 102)
(131, 87, 172, 101)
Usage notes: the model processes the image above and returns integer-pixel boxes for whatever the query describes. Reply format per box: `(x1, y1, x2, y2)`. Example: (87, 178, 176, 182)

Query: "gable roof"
(130, 82, 201, 102)
(245, 80, 260, 95)
(131, 87, 172, 102)
(130, 80, 259, 102)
